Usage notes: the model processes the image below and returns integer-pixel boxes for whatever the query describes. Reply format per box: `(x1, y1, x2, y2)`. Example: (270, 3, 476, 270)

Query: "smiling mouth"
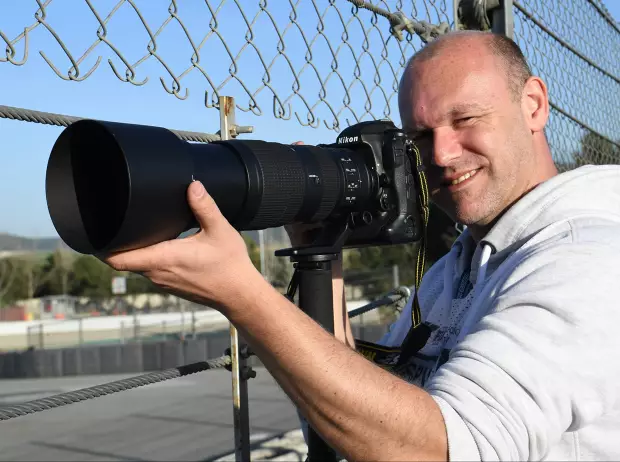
(442, 168, 481, 187)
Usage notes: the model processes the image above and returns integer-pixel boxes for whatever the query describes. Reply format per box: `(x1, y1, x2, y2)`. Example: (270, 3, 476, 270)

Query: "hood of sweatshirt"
(439, 164, 620, 342)
(460, 164, 620, 287)
(379, 164, 620, 349)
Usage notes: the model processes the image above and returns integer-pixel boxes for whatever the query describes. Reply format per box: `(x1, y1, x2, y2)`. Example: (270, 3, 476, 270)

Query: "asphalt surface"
(0, 368, 301, 461)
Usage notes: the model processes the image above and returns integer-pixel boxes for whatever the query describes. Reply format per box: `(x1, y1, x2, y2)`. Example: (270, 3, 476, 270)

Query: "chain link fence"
(1, 0, 450, 132)
(509, 0, 620, 169)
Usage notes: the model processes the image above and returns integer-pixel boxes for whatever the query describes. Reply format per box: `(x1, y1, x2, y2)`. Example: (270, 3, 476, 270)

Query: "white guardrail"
(0, 301, 373, 336)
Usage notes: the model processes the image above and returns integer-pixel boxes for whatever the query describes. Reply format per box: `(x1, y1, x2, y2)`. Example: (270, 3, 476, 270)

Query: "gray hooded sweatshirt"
(379, 164, 620, 460)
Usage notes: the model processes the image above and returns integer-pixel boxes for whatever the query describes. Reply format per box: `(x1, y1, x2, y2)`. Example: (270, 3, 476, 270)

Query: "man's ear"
(521, 76, 549, 133)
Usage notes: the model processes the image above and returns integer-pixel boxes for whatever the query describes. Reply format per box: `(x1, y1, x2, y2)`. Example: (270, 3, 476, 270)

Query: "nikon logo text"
(337, 135, 359, 144)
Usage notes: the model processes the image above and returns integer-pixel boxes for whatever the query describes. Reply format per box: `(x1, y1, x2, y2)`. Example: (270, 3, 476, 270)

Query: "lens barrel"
(46, 119, 377, 255)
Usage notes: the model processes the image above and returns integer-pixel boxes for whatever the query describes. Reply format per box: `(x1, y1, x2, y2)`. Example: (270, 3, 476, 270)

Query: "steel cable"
(0, 355, 232, 421)
(0, 104, 220, 143)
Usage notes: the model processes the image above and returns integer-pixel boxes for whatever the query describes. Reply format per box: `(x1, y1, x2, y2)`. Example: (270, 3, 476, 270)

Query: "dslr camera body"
(290, 119, 425, 251)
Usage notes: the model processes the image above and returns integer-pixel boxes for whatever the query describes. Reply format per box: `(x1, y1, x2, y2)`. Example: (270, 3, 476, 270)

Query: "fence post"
(219, 95, 253, 462)
(453, 0, 461, 30)
(179, 297, 185, 340)
(133, 310, 140, 341)
(490, 0, 514, 38)
(191, 304, 196, 339)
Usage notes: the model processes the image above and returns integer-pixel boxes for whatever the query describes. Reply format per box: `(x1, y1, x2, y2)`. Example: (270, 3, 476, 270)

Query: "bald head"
(397, 30, 556, 240)
(404, 31, 532, 101)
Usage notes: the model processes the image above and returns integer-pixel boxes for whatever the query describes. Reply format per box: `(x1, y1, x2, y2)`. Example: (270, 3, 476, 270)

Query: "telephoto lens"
(45, 119, 379, 255)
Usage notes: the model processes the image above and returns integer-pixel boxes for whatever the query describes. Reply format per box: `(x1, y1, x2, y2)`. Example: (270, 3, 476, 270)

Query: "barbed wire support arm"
(219, 95, 254, 462)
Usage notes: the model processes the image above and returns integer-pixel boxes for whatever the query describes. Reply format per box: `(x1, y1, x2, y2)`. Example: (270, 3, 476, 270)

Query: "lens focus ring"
(246, 143, 306, 229)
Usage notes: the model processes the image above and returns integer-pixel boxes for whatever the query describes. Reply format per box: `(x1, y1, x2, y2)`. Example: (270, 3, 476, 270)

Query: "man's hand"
(102, 180, 262, 312)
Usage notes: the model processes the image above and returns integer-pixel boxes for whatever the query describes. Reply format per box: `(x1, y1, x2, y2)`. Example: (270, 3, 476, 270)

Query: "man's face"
(399, 44, 535, 229)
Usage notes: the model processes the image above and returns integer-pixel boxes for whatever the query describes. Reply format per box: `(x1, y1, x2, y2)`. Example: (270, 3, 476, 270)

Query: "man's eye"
(456, 117, 475, 125)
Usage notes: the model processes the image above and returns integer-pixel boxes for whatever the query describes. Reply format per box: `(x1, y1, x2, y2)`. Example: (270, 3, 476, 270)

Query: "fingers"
(104, 181, 228, 273)
(102, 241, 170, 273)
(292, 141, 304, 145)
(187, 181, 227, 233)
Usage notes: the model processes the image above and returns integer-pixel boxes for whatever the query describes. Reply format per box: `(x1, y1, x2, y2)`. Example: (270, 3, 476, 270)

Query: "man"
(102, 31, 620, 460)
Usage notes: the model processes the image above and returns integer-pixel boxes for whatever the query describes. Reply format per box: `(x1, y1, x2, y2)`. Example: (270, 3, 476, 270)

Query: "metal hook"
(0, 31, 14, 63)
(295, 111, 319, 128)
(205, 90, 220, 109)
(70, 56, 102, 81)
(160, 76, 189, 100)
(39, 51, 73, 81)
(108, 59, 148, 86)
(4, 28, 29, 65)
(323, 118, 340, 131)
(272, 95, 291, 120)
(37, 37, 101, 81)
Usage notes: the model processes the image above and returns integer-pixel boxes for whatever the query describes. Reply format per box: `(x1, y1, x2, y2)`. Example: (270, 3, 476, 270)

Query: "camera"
(45, 118, 425, 255)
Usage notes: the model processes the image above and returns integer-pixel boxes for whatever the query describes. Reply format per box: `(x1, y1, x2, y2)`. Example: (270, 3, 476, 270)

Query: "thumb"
(187, 181, 226, 231)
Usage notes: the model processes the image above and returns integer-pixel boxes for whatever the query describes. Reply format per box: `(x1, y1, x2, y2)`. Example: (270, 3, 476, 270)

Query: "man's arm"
(227, 269, 448, 462)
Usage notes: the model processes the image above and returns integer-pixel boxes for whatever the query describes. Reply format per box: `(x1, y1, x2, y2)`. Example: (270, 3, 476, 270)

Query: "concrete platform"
(0, 367, 301, 461)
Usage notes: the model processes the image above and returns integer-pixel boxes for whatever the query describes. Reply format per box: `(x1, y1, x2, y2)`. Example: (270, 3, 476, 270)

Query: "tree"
(0, 258, 17, 307)
(242, 233, 261, 270)
(269, 255, 294, 290)
(572, 132, 620, 168)
(23, 257, 52, 299)
(125, 272, 165, 295)
(34, 249, 73, 297)
(69, 255, 115, 297)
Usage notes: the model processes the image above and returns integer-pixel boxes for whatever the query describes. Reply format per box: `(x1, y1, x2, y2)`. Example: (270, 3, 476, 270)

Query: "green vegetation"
(0, 232, 263, 307)
(556, 131, 620, 172)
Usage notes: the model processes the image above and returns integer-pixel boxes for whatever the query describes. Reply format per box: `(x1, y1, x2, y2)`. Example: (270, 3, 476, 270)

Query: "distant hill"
(0, 227, 289, 254)
(0, 233, 62, 253)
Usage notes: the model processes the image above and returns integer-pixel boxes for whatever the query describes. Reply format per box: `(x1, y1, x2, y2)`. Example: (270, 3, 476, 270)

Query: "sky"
(0, 0, 618, 239)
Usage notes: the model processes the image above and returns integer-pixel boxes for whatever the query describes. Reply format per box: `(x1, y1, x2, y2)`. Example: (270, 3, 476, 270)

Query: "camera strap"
(354, 142, 435, 369)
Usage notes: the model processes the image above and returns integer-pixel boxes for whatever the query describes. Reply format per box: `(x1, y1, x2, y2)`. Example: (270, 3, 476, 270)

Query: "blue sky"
(0, 0, 618, 239)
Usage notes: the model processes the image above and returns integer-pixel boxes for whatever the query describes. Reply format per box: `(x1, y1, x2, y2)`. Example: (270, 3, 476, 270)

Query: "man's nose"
(431, 127, 461, 167)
